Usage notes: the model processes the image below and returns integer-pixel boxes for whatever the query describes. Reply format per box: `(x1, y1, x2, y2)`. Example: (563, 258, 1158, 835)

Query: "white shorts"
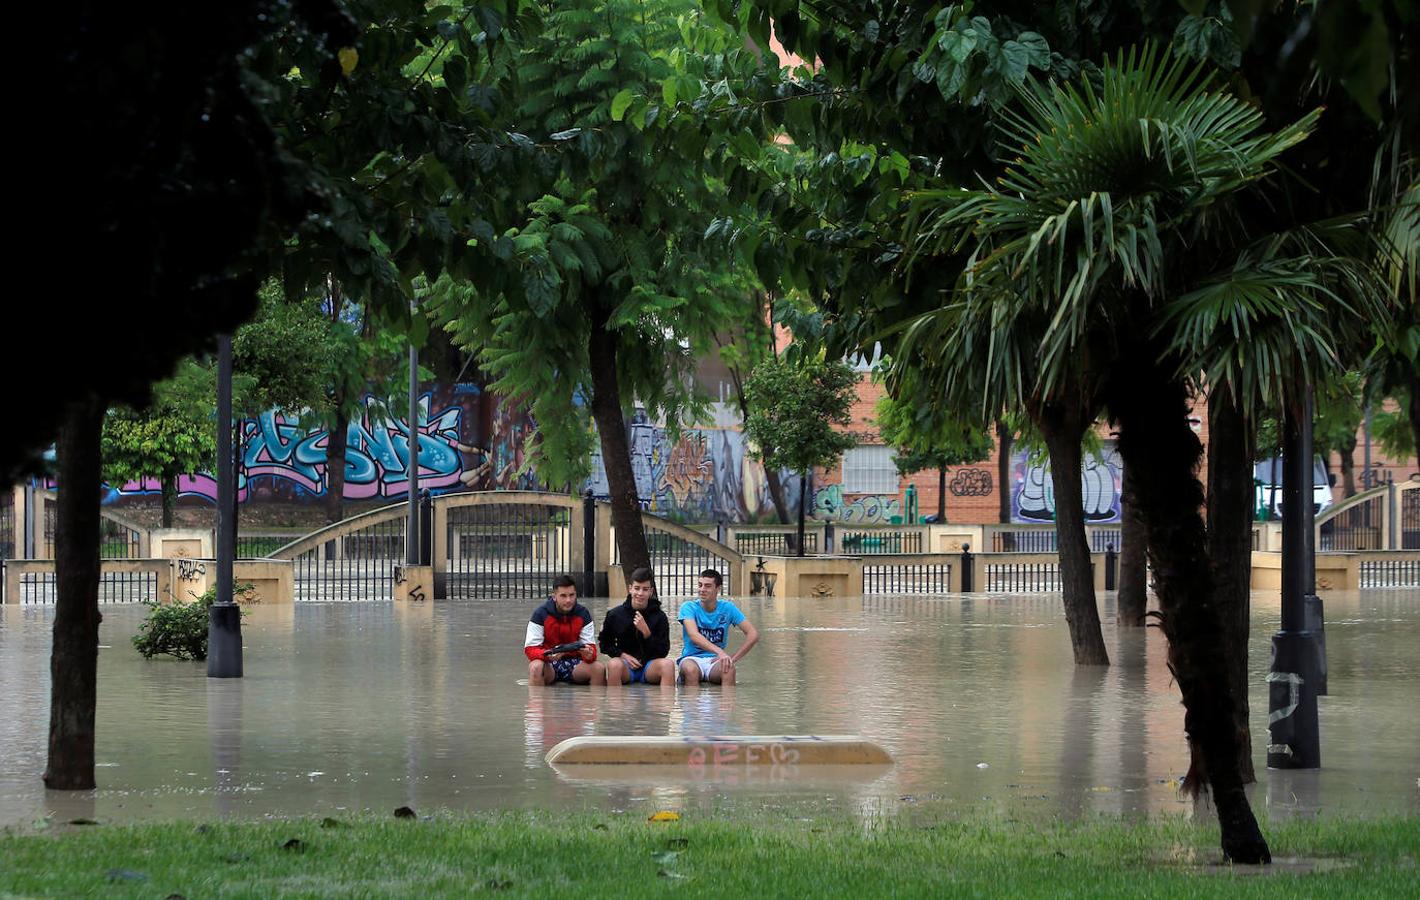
(679, 655, 720, 680)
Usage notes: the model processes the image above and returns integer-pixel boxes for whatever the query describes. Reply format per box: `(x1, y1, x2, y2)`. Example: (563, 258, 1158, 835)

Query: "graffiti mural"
(1011, 444, 1122, 523)
(584, 407, 908, 524)
(811, 484, 902, 524)
(587, 407, 793, 522)
(949, 468, 993, 497)
(102, 384, 542, 506)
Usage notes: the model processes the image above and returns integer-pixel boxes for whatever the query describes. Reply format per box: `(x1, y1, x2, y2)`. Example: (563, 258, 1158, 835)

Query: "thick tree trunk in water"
(325, 407, 349, 524)
(45, 395, 106, 790)
(1038, 404, 1110, 666)
(996, 419, 1013, 524)
(588, 310, 651, 577)
(1207, 390, 1258, 785)
(1110, 358, 1269, 864)
(1117, 464, 1148, 626)
(160, 472, 177, 529)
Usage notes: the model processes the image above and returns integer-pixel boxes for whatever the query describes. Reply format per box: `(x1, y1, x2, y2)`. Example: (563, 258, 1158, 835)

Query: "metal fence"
(288, 516, 406, 602)
(734, 530, 817, 556)
(237, 533, 299, 559)
(1318, 492, 1387, 551)
(862, 561, 953, 594)
(444, 502, 571, 599)
(982, 560, 1064, 592)
(1360, 557, 1420, 588)
(840, 529, 923, 554)
(989, 528, 1123, 553)
(0, 496, 13, 560)
(13, 569, 159, 605)
(624, 525, 735, 598)
(41, 502, 144, 559)
(1404, 489, 1419, 550)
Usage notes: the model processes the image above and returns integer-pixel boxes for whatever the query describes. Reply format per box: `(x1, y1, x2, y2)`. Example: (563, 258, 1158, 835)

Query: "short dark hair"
(552, 575, 577, 591)
(629, 567, 655, 585)
(699, 568, 723, 587)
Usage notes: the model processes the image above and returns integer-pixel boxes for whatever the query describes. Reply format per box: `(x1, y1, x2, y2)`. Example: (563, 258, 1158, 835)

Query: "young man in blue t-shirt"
(677, 568, 759, 685)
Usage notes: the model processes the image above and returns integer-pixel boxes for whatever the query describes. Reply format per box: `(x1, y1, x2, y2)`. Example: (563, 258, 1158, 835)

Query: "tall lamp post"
(1267, 386, 1321, 767)
(208, 334, 242, 678)
(406, 325, 419, 566)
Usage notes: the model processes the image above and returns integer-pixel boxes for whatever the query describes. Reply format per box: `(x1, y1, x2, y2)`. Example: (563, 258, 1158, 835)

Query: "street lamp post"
(207, 334, 242, 678)
(1267, 387, 1320, 767)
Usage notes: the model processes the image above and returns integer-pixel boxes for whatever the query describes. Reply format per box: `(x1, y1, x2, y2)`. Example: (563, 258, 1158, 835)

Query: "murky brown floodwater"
(1, 590, 1416, 828)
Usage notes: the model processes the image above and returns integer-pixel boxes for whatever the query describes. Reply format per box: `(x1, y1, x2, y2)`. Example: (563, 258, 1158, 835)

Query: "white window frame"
(841, 445, 898, 494)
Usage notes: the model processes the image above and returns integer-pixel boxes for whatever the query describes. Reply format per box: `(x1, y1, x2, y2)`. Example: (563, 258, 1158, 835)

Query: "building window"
(842, 445, 898, 494)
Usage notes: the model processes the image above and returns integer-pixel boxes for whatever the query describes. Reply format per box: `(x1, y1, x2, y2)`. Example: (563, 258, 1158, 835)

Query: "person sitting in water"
(525, 575, 605, 685)
(599, 567, 675, 685)
(678, 568, 758, 685)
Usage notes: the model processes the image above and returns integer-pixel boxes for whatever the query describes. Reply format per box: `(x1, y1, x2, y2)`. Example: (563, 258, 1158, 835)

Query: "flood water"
(1, 590, 1417, 828)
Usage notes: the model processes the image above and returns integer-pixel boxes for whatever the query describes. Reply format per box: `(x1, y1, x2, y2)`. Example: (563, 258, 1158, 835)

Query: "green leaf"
(998, 41, 1030, 84)
(662, 77, 679, 107)
(610, 88, 636, 121)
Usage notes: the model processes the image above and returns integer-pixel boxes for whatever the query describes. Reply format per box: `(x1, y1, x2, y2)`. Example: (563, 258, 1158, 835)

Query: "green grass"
(2, 813, 1416, 897)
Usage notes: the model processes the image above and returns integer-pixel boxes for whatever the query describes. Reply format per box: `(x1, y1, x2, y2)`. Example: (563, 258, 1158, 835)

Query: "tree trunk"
(325, 276, 349, 525)
(45, 395, 106, 790)
(937, 466, 947, 521)
(1337, 436, 1357, 499)
(731, 386, 793, 524)
(325, 406, 349, 524)
(764, 468, 793, 525)
(1038, 402, 1110, 666)
(160, 471, 177, 529)
(996, 419, 1013, 524)
(1207, 389, 1258, 785)
(796, 470, 808, 558)
(1109, 357, 1269, 864)
(1409, 376, 1420, 469)
(588, 307, 651, 578)
(1116, 463, 1148, 626)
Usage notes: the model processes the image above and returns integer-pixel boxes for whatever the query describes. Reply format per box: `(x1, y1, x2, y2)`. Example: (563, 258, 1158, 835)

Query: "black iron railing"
(444, 503, 570, 599)
(735, 531, 817, 556)
(1403, 489, 1419, 550)
(862, 562, 952, 594)
(840, 530, 922, 554)
(291, 516, 406, 602)
(17, 569, 158, 605)
(1360, 558, 1420, 587)
(1318, 494, 1386, 551)
(624, 526, 734, 598)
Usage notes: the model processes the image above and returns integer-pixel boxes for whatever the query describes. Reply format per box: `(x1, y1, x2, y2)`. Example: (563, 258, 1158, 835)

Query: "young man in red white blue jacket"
(525, 575, 605, 685)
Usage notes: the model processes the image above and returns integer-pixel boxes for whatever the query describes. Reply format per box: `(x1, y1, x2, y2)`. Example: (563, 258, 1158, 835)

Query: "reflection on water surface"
(1, 590, 1416, 826)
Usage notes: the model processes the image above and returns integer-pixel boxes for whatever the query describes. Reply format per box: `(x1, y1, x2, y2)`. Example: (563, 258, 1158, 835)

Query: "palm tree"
(895, 46, 1389, 864)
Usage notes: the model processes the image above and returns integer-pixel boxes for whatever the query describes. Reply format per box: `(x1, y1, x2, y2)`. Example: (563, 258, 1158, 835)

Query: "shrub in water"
(133, 584, 253, 661)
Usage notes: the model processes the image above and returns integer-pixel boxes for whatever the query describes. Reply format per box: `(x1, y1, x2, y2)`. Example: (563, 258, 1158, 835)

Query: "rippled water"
(1, 590, 1416, 827)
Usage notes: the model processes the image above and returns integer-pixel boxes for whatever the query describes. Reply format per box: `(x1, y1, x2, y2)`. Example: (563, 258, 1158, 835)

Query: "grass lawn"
(2, 813, 1416, 897)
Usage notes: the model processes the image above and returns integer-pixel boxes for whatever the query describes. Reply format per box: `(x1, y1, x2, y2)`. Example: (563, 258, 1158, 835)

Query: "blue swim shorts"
(550, 656, 580, 683)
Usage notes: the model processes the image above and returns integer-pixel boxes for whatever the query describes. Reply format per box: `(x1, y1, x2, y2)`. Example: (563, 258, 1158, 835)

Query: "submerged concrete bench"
(545, 735, 892, 766)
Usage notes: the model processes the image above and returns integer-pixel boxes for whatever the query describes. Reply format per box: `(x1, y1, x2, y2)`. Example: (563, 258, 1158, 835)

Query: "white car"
(1254, 455, 1333, 520)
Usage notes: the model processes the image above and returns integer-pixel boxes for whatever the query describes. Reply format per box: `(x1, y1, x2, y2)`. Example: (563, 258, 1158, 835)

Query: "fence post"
(1104, 544, 1117, 591)
(582, 489, 596, 597)
(1387, 481, 1397, 550)
(960, 543, 973, 592)
(824, 521, 835, 555)
(419, 491, 433, 566)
